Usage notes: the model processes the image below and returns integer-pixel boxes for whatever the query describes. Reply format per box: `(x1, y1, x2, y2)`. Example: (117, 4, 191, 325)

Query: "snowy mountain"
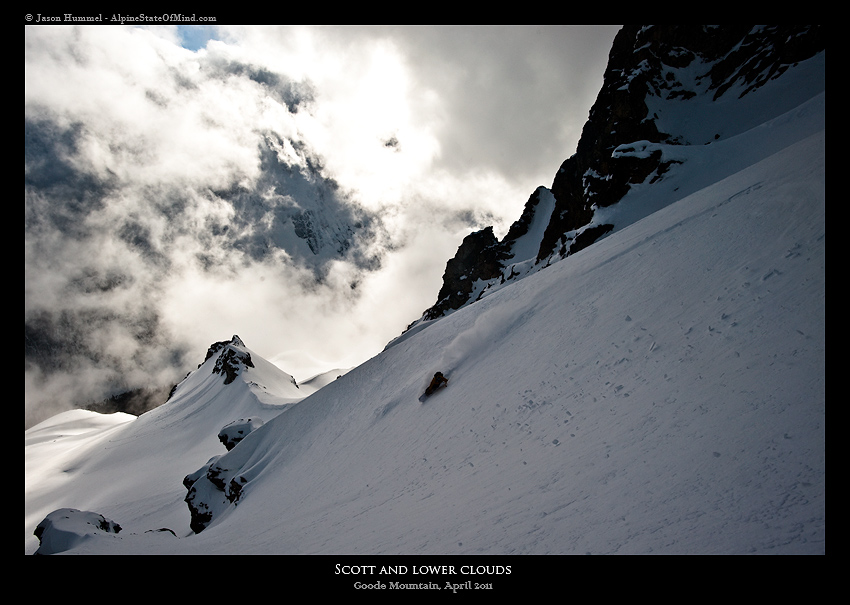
(25, 26, 825, 558)
(414, 25, 824, 325)
(26, 335, 303, 552)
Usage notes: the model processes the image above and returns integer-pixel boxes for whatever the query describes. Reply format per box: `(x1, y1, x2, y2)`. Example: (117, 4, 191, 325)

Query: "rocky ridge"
(416, 24, 825, 327)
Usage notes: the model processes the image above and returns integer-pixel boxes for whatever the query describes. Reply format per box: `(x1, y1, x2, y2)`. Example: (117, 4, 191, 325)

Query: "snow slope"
(25, 85, 824, 554)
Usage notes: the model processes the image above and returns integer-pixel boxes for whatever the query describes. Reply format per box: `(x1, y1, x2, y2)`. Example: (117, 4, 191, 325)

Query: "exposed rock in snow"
(214, 347, 254, 386)
(183, 414, 267, 533)
(33, 508, 122, 555)
(184, 451, 249, 533)
(218, 417, 265, 451)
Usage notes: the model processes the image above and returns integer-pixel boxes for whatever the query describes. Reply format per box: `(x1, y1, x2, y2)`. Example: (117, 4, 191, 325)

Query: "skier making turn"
(424, 371, 448, 396)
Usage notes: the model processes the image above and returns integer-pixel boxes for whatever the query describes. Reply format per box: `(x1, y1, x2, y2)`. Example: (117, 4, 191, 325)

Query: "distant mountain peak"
(202, 335, 254, 385)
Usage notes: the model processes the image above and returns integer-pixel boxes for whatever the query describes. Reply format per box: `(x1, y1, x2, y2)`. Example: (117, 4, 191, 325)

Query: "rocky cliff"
(416, 24, 825, 326)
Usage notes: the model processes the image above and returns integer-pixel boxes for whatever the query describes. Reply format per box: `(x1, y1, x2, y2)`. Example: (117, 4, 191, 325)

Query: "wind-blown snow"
(25, 57, 824, 556)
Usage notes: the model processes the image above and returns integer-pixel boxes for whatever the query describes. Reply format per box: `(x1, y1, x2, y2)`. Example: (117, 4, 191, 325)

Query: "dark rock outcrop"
(203, 335, 254, 385)
(184, 455, 225, 534)
(184, 453, 250, 533)
(33, 508, 122, 555)
(218, 417, 265, 451)
(423, 227, 510, 321)
(183, 415, 265, 533)
(541, 24, 825, 261)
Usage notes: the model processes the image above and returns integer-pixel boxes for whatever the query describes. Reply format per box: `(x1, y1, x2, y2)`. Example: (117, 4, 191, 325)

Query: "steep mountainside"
(416, 25, 824, 324)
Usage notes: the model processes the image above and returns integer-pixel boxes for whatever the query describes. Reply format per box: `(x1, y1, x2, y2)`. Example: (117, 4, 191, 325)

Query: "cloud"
(342, 25, 615, 185)
(24, 25, 619, 427)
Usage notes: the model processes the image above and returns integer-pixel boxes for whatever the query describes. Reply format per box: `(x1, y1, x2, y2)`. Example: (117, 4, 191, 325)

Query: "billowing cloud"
(25, 24, 619, 427)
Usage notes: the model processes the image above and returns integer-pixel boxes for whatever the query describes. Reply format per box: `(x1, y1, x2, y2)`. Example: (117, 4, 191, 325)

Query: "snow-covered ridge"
(25, 333, 306, 554)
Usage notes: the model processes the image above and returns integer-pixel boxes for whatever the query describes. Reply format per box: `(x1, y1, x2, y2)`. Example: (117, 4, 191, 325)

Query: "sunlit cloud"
(25, 24, 619, 427)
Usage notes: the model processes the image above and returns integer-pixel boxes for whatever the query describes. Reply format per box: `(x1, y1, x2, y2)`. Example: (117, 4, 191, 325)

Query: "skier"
(425, 371, 448, 396)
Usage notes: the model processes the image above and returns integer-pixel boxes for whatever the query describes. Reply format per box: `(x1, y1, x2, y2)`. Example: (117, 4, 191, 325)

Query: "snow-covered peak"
(169, 334, 300, 403)
(25, 335, 306, 554)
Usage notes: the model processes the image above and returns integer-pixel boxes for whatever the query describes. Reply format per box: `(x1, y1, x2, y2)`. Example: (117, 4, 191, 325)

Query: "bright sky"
(25, 24, 620, 425)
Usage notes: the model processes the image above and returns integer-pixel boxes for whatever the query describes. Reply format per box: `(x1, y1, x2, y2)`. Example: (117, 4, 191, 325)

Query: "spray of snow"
(438, 304, 528, 379)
